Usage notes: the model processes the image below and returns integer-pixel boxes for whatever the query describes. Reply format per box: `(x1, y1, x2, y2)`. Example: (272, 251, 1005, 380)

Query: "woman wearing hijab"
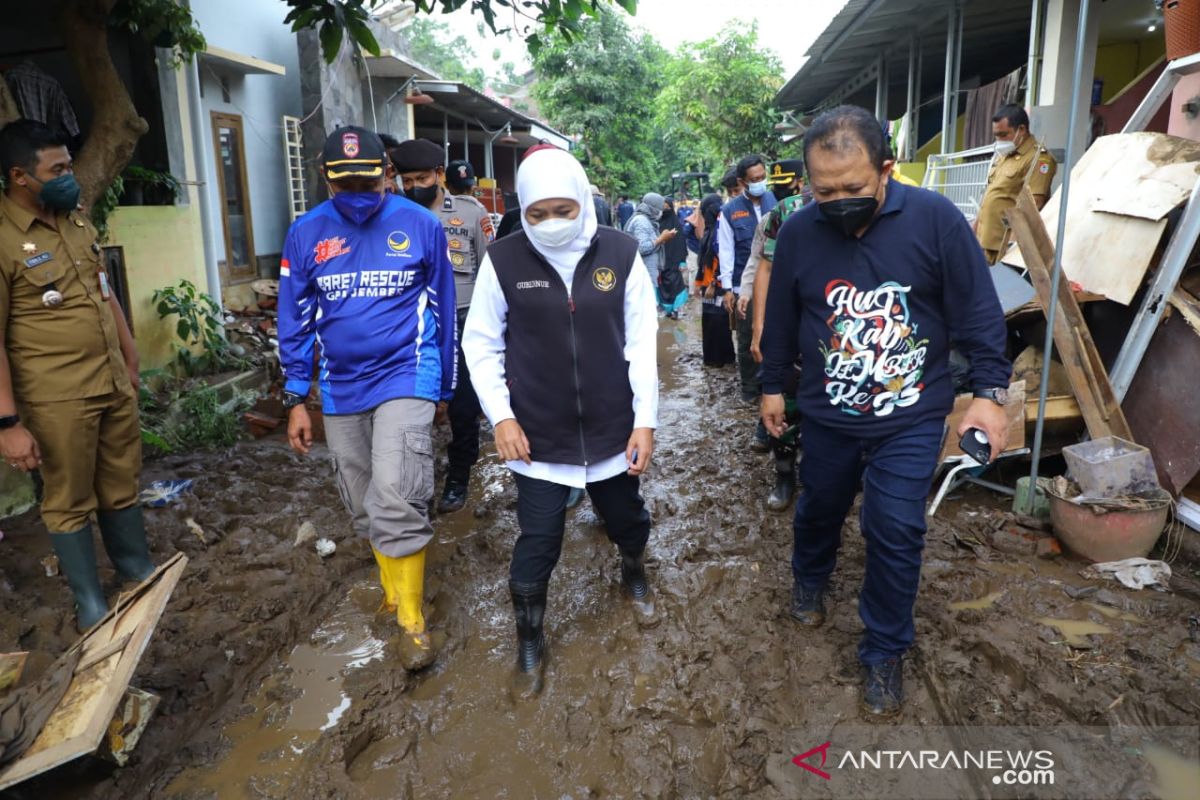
(463, 147, 659, 700)
(624, 192, 676, 286)
(692, 193, 736, 366)
(656, 198, 690, 318)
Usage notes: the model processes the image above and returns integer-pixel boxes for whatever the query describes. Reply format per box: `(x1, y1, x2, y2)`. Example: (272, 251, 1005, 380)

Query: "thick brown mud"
(2, 303, 1199, 799)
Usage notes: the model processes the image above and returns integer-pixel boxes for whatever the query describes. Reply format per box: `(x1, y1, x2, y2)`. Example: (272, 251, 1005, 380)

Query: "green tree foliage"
(531, 10, 670, 198)
(403, 17, 488, 90)
(656, 25, 785, 166)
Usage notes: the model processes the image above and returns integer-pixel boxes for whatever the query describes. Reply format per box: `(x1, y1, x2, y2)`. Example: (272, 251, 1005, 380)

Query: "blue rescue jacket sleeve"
(937, 215, 1012, 392)
(278, 226, 317, 397)
(428, 222, 459, 401)
(759, 220, 800, 395)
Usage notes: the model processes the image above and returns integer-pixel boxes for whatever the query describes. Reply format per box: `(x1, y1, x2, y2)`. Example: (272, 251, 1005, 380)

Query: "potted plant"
(121, 166, 181, 206)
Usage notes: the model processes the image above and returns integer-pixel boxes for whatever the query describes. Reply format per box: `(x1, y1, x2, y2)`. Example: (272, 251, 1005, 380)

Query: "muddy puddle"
(3, 302, 1200, 799)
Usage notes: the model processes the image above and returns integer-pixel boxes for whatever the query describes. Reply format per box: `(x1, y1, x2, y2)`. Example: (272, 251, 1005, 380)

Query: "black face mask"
(405, 183, 439, 208)
(818, 195, 879, 237)
(771, 183, 797, 202)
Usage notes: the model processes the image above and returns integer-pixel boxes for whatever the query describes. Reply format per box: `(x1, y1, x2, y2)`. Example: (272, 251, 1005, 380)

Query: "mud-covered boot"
(97, 506, 156, 582)
(509, 581, 547, 701)
(790, 581, 826, 627)
(766, 466, 797, 512)
(374, 547, 436, 671)
(861, 656, 904, 720)
(619, 547, 654, 616)
(51, 526, 109, 631)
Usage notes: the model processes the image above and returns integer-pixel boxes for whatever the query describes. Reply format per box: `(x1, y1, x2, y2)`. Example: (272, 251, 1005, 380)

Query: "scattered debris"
(139, 480, 196, 508)
(1081, 558, 1172, 591)
(1035, 536, 1062, 559)
(294, 521, 318, 548)
(184, 518, 206, 545)
(40, 555, 58, 578)
(315, 538, 336, 558)
(97, 687, 160, 767)
(0, 652, 28, 692)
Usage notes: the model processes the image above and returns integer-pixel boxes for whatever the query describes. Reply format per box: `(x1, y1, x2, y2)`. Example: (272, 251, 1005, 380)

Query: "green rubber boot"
(97, 506, 155, 582)
(50, 526, 109, 630)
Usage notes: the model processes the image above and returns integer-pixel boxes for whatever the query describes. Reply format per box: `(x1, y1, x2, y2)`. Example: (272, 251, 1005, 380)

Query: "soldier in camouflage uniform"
(739, 159, 807, 510)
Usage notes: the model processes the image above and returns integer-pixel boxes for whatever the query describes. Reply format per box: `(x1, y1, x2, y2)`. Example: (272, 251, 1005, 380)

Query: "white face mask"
(746, 180, 768, 197)
(994, 139, 1017, 156)
(527, 215, 583, 248)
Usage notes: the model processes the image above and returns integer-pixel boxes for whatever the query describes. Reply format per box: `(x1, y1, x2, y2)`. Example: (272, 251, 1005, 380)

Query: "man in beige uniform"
(388, 138, 494, 514)
(975, 104, 1057, 264)
(0, 119, 153, 630)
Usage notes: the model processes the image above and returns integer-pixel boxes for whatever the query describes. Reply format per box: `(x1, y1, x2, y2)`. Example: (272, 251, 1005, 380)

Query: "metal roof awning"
(775, 0, 1032, 116)
(363, 48, 439, 81)
(412, 80, 571, 150)
(200, 45, 287, 76)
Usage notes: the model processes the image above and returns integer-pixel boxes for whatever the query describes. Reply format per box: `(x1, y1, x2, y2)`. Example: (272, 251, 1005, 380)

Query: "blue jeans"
(791, 417, 944, 664)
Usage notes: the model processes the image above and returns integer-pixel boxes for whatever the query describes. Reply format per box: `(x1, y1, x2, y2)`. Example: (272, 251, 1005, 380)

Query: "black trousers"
(511, 471, 651, 584)
(447, 312, 482, 486)
(701, 300, 735, 366)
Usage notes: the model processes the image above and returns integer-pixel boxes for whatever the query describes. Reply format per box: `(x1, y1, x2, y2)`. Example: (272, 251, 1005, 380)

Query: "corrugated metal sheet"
(776, 0, 1032, 116)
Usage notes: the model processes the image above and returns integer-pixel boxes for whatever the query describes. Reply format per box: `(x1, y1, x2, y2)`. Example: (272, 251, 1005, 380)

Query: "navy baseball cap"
(322, 126, 386, 180)
(447, 159, 476, 186)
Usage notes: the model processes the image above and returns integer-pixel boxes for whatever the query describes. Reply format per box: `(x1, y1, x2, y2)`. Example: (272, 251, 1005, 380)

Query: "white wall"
(191, 0, 303, 276)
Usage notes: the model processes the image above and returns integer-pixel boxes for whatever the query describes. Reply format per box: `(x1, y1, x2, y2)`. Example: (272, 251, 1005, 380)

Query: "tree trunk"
(0, 82, 20, 128)
(59, 0, 149, 210)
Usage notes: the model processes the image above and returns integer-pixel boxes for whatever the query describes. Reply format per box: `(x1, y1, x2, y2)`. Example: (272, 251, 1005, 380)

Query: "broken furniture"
(0, 553, 187, 790)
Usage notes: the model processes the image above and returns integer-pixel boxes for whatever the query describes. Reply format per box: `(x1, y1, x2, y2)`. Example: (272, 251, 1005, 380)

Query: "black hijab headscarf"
(660, 199, 688, 268)
(696, 193, 723, 279)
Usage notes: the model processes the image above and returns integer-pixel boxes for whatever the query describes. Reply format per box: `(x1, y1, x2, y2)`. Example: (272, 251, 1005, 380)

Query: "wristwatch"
(0, 415, 19, 430)
(282, 391, 306, 410)
(973, 387, 1009, 406)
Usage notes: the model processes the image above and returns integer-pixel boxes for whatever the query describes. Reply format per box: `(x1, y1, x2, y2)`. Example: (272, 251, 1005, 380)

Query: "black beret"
(389, 138, 445, 172)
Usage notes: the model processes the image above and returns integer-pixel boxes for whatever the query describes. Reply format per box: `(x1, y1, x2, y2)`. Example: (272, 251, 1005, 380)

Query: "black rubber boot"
(619, 547, 654, 616)
(750, 419, 771, 453)
(790, 581, 826, 627)
(509, 581, 547, 701)
(861, 656, 904, 720)
(97, 506, 156, 582)
(51, 526, 109, 631)
(767, 471, 796, 511)
(437, 481, 468, 514)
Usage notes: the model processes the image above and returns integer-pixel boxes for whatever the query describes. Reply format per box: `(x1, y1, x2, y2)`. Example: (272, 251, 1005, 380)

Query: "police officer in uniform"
(975, 104, 1057, 264)
(389, 139, 495, 513)
(0, 119, 154, 630)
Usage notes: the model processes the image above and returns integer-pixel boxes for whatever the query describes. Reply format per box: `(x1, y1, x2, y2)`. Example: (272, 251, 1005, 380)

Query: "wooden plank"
(1009, 188, 1134, 441)
(0, 553, 188, 791)
(1025, 394, 1082, 423)
(1168, 287, 1200, 333)
(938, 381, 1027, 462)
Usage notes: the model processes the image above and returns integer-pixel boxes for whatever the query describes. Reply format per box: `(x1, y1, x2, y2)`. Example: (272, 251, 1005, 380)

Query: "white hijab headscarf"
(517, 148, 598, 275)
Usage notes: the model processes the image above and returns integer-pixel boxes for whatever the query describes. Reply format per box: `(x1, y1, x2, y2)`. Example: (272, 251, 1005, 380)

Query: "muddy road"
(2, 305, 1199, 799)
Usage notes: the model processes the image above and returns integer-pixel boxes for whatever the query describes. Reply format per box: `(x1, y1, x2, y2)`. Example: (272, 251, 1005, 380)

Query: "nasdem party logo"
(386, 230, 412, 256)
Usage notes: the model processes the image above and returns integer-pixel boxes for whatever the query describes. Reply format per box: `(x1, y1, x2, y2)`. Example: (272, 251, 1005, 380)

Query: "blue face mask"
(746, 180, 768, 198)
(31, 173, 82, 211)
(332, 190, 385, 224)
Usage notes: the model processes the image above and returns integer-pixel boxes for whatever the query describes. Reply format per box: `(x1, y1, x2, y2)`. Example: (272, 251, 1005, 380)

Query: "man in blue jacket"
(761, 106, 1011, 719)
(279, 126, 456, 670)
(719, 154, 777, 406)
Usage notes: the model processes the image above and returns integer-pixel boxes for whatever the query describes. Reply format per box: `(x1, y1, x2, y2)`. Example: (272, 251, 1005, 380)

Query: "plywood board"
(1003, 132, 1200, 305)
(0, 553, 187, 790)
(938, 381, 1027, 462)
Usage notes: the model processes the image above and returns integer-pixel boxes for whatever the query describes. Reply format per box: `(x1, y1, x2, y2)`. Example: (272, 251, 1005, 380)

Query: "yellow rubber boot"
(372, 548, 399, 612)
(372, 547, 435, 670)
